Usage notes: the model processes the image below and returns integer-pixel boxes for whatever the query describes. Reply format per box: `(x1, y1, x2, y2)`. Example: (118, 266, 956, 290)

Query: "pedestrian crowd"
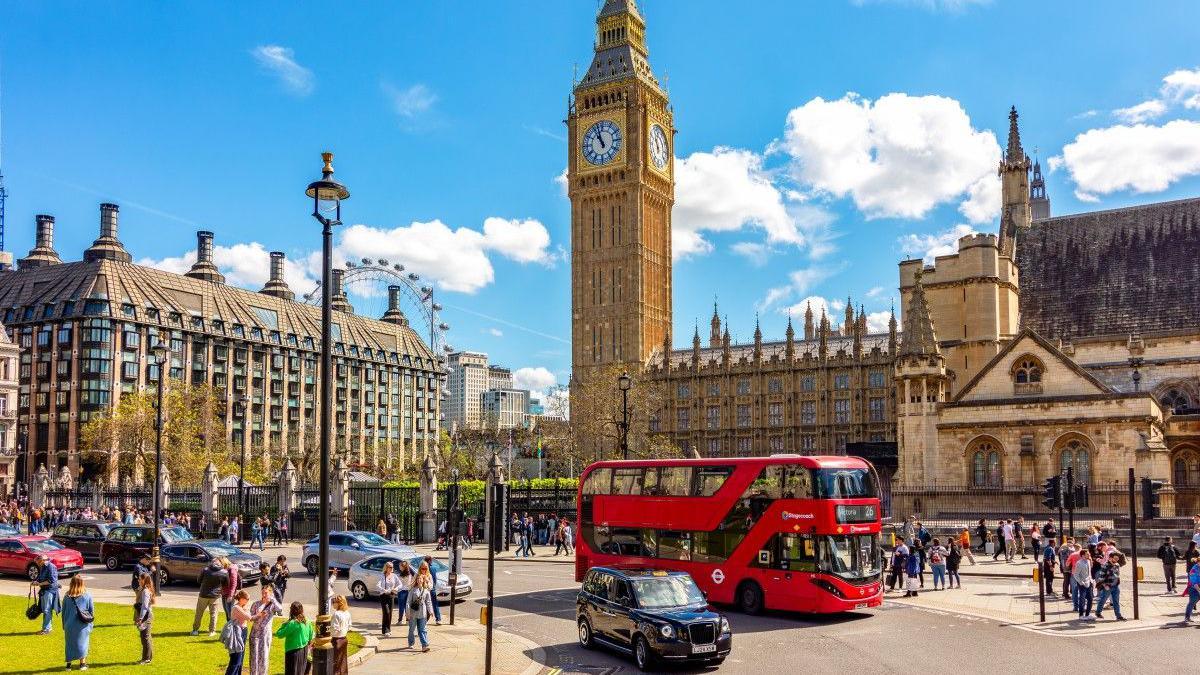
(509, 511, 574, 557)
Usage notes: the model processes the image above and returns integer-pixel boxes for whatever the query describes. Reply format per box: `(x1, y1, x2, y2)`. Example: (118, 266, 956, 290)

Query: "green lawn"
(0, 594, 364, 674)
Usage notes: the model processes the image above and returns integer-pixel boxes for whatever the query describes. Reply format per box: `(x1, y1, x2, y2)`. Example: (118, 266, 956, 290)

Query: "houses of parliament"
(569, 0, 1200, 502)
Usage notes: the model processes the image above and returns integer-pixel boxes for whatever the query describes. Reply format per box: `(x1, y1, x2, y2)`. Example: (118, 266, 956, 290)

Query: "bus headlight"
(719, 617, 731, 634)
(659, 624, 675, 639)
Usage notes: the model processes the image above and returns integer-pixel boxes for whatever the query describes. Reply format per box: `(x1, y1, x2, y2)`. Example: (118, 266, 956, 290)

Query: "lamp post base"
(310, 614, 335, 675)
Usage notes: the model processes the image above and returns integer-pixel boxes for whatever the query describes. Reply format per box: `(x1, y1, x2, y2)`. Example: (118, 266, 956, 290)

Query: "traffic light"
(1073, 483, 1089, 509)
(1141, 477, 1165, 519)
(1041, 475, 1062, 509)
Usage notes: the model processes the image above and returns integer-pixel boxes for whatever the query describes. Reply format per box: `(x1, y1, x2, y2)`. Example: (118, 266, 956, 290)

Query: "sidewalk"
(950, 551, 1176, 585)
(411, 541, 577, 565)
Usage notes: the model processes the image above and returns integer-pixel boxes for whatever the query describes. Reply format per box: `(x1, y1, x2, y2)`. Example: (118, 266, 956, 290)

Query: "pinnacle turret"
(899, 269, 940, 358)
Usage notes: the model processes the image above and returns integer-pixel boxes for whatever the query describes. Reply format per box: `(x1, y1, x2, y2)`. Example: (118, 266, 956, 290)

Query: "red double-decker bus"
(575, 455, 883, 614)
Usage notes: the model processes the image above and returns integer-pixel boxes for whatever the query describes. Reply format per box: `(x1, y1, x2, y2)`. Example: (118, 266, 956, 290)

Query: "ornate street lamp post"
(150, 341, 170, 593)
(618, 371, 632, 459)
(484, 451, 504, 675)
(238, 393, 250, 520)
(306, 152, 350, 675)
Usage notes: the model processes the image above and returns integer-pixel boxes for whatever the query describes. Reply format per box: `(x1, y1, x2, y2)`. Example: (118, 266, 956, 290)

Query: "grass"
(0, 594, 364, 674)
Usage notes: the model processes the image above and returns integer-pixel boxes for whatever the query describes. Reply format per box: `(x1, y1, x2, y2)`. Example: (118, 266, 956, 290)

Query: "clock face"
(649, 124, 669, 169)
(582, 120, 622, 166)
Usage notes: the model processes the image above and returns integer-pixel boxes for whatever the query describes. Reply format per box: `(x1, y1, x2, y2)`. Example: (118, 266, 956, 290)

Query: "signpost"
(1128, 467, 1139, 620)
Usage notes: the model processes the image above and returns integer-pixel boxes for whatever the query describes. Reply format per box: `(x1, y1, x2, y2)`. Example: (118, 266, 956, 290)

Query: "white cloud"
(1053, 120, 1200, 198)
(337, 217, 553, 294)
(487, 328, 503, 338)
(513, 366, 557, 396)
(381, 82, 437, 120)
(761, 266, 841, 312)
(1113, 99, 1167, 123)
(865, 286, 886, 299)
(673, 148, 805, 259)
(898, 223, 977, 263)
(780, 92, 1001, 224)
(251, 45, 314, 96)
(554, 168, 569, 198)
(730, 241, 773, 266)
(138, 242, 319, 294)
(1162, 67, 1200, 110)
(866, 311, 892, 333)
(850, 0, 990, 10)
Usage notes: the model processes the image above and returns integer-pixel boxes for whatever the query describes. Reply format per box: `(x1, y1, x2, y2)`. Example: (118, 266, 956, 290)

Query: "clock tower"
(568, 0, 674, 386)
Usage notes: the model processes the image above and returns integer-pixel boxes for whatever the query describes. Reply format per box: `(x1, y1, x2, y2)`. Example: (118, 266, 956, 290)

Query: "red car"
(0, 536, 85, 581)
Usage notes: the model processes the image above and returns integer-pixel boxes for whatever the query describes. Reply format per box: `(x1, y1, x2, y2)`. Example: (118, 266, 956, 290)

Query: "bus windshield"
(812, 468, 876, 498)
(820, 534, 881, 581)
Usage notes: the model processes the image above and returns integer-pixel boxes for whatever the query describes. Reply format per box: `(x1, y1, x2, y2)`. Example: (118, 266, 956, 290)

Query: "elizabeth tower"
(568, 0, 674, 387)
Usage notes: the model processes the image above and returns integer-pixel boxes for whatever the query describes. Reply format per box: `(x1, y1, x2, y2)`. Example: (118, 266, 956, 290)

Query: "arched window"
(1173, 448, 1200, 486)
(1058, 437, 1093, 485)
(1161, 389, 1191, 414)
(1012, 356, 1044, 384)
(970, 439, 1003, 487)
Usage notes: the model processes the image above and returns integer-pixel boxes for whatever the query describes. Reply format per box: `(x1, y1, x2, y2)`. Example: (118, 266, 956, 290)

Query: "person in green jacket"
(274, 601, 314, 675)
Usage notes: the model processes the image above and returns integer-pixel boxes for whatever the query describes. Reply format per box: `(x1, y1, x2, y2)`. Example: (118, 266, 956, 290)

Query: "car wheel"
(351, 581, 368, 602)
(305, 556, 320, 576)
(26, 564, 39, 581)
(633, 635, 658, 672)
(737, 580, 764, 615)
(158, 568, 171, 587)
(105, 555, 122, 571)
(577, 618, 594, 649)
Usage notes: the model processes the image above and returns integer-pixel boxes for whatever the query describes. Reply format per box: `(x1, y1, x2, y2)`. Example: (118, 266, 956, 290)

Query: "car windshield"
(201, 541, 240, 556)
(25, 539, 65, 553)
(162, 527, 194, 543)
(820, 534, 881, 581)
(630, 576, 706, 609)
(410, 558, 447, 574)
(812, 468, 876, 498)
(357, 533, 391, 546)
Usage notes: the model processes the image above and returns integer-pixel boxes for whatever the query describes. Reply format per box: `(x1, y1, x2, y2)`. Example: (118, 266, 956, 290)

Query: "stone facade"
(0, 328, 19, 495)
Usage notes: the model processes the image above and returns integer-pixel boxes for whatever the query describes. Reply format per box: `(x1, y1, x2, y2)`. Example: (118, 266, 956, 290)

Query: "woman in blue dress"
(62, 574, 94, 670)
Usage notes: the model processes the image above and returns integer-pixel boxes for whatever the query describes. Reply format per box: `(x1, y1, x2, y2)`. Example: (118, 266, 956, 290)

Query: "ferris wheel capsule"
(393, 264, 404, 271)
(408, 273, 420, 281)
(345, 261, 356, 268)
(431, 303, 443, 311)
(377, 259, 388, 266)
(360, 257, 371, 265)
(439, 323, 450, 331)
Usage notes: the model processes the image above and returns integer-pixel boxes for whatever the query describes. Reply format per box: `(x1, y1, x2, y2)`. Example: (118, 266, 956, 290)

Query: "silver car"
(302, 531, 415, 575)
(347, 553, 473, 604)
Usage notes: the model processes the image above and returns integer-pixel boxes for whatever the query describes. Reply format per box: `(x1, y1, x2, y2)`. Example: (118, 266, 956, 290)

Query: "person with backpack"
(1094, 551, 1126, 621)
(927, 538, 948, 590)
(945, 540, 962, 589)
(405, 561, 436, 652)
(1157, 536, 1182, 594)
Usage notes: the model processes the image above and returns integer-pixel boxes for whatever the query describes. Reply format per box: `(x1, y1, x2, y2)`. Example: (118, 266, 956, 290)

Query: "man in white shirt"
(1001, 520, 1015, 562)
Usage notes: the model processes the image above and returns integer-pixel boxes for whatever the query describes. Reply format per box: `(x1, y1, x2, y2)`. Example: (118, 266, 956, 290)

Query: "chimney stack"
(381, 285, 409, 326)
(330, 268, 354, 314)
(259, 251, 294, 301)
(83, 202, 133, 263)
(186, 230, 226, 284)
(19, 214, 63, 269)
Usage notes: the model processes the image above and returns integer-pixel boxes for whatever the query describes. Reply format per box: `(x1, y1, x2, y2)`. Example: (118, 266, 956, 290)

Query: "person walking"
(250, 519, 262, 552)
(928, 538, 948, 590)
(946, 540, 962, 589)
(563, 521, 574, 554)
(271, 556, 290, 608)
(1030, 523, 1042, 563)
(1059, 539, 1076, 600)
(32, 554, 61, 635)
(1015, 517, 1027, 560)
(958, 527, 976, 565)
(272, 514, 284, 546)
(396, 560, 413, 627)
(1041, 538, 1057, 598)
(975, 519, 988, 554)
(192, 559, 228, 636)
(1071, 549, 1095, 621)
(903, 543, 921, 597)
(1157, 536, 1182, 594)
(405, 561, 435, 652)
(274, 601, 314, 675)
(911, 538, 926, 588)
(62, 575, 94, 670)
(423, 555, 443, 625)
(1002, 519, 1016, 562)
(1094, 551, 1126, 621)
(331, 595, 352, 675)
(248, 584, 279, 675)
(992, 520, 1005, 561)
(1184, 556, 1200, 623)
(221, 558, 240, 620)
(134, 573, 154, 665)
(554, 522, 569, 556)
(222, 590, 252, 675)
(887, 541, 909, 592)
(376, 561, 402, 637)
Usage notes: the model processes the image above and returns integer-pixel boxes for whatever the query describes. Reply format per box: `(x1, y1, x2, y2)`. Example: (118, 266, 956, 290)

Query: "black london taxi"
(577, 567, 732, 671)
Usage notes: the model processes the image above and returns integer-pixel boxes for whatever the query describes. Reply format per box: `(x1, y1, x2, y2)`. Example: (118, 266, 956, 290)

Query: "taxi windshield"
(630, 575, 706, 609)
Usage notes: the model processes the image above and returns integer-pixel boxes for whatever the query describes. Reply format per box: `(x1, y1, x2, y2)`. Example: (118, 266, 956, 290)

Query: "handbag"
(71, 596, 94, 624)
(26, 589, 42, 621)
(220, 620, 246, 653)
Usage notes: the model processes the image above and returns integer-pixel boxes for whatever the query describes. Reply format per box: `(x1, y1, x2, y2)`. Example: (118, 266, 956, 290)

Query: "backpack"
(930, 549, 943, 564)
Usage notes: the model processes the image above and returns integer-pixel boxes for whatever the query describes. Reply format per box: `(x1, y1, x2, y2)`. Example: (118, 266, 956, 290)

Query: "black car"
(50, 521, 112, 562)
(99, 525, 194, 570)
(158, 540, 262, 587)
(577, 567, 732, 671)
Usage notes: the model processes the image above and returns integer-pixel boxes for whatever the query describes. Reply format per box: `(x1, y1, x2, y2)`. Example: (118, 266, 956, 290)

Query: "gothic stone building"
(0, 204, 443, 486)
(895, 108, 1200, 516)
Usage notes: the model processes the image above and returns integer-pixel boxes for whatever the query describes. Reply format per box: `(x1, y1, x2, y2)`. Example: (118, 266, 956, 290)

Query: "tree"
(565, 363, 679, 464)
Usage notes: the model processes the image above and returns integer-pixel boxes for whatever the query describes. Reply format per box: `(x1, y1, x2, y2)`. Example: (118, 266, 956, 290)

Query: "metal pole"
(448, 470, 459, 625)
(1066, 465, 1074, 540)
(239, 434, 247, 530)
(1037, 558, 1045, 622)
(485, 468, 498, 675)
(152, 367, 165, 595)
(620, 386, 629, 460)
(1128, 467, 1139, 620)
(311, 201, 336, 675)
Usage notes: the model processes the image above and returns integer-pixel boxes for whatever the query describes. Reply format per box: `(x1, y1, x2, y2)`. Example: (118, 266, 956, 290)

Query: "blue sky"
(3, 0, 1200, 397)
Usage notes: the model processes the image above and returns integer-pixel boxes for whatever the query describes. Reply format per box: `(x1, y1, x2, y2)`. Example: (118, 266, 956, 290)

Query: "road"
(18, 543, 1196, 674)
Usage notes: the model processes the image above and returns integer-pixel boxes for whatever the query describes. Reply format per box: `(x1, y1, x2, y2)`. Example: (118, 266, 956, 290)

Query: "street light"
(306, 151, 350, 675)
(238, 393, 250, 520)
(618, 371, 632, 460)
(484, 450, 504, 675)
(150, 340, 170, 594)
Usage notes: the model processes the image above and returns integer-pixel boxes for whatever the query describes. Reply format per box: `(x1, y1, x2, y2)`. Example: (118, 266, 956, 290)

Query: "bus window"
(753, 466, 784, 499)
(602, 527, 653, 557)
(692, 530, 740, 563)
(659, 530, 693, 560)
(583, 468, 613, 495)
(783, 466, 813, 498)
(642, 529, 658, 558)
(778, 533, 817, 572)
(643, 467, 659, 495)
(658, 467, 693, 496)
(693, 466, 733, 496)
(612, 467, 643, 495)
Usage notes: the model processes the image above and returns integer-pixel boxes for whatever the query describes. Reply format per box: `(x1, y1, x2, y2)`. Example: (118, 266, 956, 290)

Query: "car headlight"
(659, 624, 674, 639)
(720, 617, 731, 634)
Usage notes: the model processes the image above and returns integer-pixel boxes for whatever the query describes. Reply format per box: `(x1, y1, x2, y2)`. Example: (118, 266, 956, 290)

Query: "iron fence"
(889, 484, 1132, 532)
(217, 485, 280, 519)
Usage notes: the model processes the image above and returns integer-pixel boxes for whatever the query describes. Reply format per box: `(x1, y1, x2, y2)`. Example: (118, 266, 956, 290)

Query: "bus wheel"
(737, 580, 764, 615)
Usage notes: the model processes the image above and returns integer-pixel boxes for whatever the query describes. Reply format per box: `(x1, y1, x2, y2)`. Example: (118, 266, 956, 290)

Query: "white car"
(347, 553, 473, 604)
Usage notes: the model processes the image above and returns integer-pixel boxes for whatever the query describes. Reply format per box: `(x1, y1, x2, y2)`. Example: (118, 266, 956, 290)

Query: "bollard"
(1034, 567, 1045, 622)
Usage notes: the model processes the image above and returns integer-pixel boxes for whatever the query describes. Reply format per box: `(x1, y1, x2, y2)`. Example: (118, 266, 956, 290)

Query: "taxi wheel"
(158, 568, 171, 587)
(633, 635, 658, 671)
(105, 555, 122, 571)
(737, 580, 764, 615)
(577, 618, 594, 649)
